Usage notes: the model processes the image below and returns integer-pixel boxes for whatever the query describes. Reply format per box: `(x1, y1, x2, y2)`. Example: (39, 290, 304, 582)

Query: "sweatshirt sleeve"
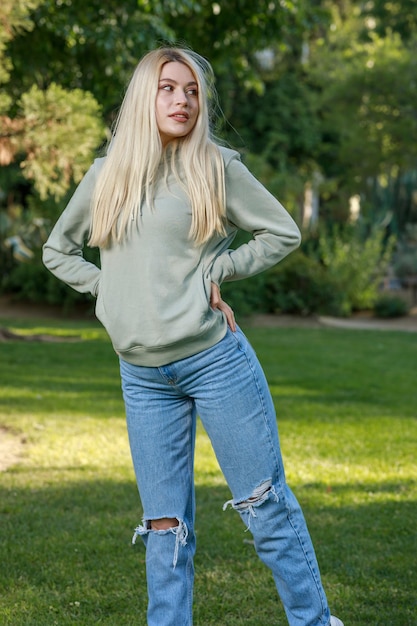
(210, 151, 301, 285)
(42, 161, 101, 296)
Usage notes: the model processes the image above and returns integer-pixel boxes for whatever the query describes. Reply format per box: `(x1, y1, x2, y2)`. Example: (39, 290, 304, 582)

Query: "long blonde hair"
(88, 47, 226, 248)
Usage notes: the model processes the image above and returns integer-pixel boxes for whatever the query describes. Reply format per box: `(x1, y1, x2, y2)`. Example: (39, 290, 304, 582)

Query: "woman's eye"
(161, 84, 173, 91)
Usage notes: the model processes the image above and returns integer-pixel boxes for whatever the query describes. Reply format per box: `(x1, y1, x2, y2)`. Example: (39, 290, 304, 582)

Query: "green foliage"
(310, 7, 417, 227)
(7, 0, 179, 116)
(164, 0, 322, 115)
(220, 273, 266, 318)
(1, 0, 416, 313)
(362, 0, 417, 41)
(393, 223, 417, 279)
(18, 83, 105, 199)
(373, 294, 409, 318)
(318, 227, 395, 314)
(7, 0, 318, 118)
(226, 71, 320, 215)
(0, 0, 43, 97)
(1, 246, 97, 311)
(222, 226, 397, 319)
(0, 201, 98, 311)
(2, 253, 87, 310)
(0, 211, 398, 320)
(1, 0, 106, 217)
(228, 71, 320, 165)
(263, 251, 343, 316)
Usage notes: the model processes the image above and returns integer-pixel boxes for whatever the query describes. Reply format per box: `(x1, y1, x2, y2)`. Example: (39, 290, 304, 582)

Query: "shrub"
(373, 294, 409, 318)
(393, 224, 417, 281)
(1, 246, 96, 313)
(318, 226, 395, 314)
(262, 251, 346, 316)
(220, 272, 266, 317)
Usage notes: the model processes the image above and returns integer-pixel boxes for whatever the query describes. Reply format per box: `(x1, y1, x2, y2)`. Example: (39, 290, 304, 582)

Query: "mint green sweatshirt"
(43, 146, 301, 366)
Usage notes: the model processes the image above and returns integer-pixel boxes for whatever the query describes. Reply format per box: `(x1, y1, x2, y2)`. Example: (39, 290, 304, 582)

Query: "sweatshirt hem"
(116, 321, 228, 367)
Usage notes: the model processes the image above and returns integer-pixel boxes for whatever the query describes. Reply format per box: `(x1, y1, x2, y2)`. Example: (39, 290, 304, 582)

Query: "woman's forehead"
(159, 61, 197, 83)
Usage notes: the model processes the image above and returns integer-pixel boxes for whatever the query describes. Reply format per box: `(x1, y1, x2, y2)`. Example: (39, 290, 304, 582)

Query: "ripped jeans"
(120, 327, 331, 626)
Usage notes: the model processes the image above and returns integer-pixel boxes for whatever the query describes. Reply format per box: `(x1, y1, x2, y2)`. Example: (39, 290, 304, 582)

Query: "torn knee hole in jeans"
(131, 517, 188, 569)
(223, 479, 279, 526)
(150, 518, 179, 531)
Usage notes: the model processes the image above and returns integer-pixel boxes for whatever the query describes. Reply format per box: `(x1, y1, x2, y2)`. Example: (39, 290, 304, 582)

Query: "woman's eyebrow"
(159, 78, 198, 86)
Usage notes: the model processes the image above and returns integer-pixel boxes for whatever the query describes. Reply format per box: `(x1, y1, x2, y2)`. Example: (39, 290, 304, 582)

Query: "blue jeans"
(120, 327, 331, 626)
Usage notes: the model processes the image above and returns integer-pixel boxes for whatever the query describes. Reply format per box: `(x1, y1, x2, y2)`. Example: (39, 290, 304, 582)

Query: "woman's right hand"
(210, 282, 236, 332)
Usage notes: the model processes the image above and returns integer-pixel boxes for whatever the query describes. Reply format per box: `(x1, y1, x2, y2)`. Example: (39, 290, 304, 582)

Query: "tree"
(2, 0, 326, 206)
(1, 0, 331, 306)
(0, 0, 105, 201)
(0, 1, 43, 108)
(6, 0, 322, 120)
(309, 3, 417, 231)
(6, 0, 183, 119)
(362, 0, 417, 41)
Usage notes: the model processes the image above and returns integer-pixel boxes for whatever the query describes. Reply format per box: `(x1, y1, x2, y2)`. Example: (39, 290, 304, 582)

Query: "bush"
(263, 251, 346, 316)
(1, 246, 97, 313)
(373, 294, 409, 318)
(220, 272, 266, 317)
(222, 226, 397, 318)
(318, 226, 395, 314)
(393, 224, 417, 281)
(0, 221, 399, 321)
(222, 249, 348, 318)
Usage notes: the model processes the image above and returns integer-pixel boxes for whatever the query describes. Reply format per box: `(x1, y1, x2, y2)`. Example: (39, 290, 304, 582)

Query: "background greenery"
(1, 0, 416, 316)
(0, 317, 416, 625)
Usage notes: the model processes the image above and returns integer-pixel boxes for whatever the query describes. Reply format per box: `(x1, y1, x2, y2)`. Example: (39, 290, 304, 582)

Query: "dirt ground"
(1, 295, 416, 471)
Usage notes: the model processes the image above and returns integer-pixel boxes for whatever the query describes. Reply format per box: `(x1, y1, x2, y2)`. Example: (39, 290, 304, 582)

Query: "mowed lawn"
(0, 316, 416, 626)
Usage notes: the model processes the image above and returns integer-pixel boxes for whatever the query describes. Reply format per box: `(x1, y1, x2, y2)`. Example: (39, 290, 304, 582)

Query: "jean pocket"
(227, 325, 247, 353)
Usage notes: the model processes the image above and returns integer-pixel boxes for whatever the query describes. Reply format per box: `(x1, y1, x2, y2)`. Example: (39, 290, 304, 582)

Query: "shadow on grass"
(1, 478, 416, 625)
(0, 340, 123, 419)
(2, 329, 417, 422)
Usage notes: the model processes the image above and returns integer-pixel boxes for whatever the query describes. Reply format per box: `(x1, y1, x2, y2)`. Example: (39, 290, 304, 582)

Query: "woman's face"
(155, 61, 199, 147)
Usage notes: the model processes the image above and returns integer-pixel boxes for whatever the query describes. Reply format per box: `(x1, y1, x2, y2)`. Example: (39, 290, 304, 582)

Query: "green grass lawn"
(0, 317, 416, 625)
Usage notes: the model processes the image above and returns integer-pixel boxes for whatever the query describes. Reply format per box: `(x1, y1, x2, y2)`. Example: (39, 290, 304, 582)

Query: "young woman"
(43, 47, 344, 626)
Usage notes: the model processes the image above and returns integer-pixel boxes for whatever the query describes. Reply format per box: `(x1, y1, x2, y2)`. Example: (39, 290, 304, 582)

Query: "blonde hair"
(88, 47, 226, 248)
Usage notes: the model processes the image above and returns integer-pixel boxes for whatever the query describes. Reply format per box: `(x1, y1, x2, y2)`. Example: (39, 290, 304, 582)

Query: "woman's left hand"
(210, 283, 236, 332)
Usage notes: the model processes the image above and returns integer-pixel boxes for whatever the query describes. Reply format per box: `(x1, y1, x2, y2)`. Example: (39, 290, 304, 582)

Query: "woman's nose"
(176, 90, 188, 105)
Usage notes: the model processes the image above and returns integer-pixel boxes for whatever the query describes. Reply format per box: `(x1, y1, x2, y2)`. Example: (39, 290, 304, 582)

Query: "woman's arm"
(210, 152, 301, 286)
(42, 162, 101, 296)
